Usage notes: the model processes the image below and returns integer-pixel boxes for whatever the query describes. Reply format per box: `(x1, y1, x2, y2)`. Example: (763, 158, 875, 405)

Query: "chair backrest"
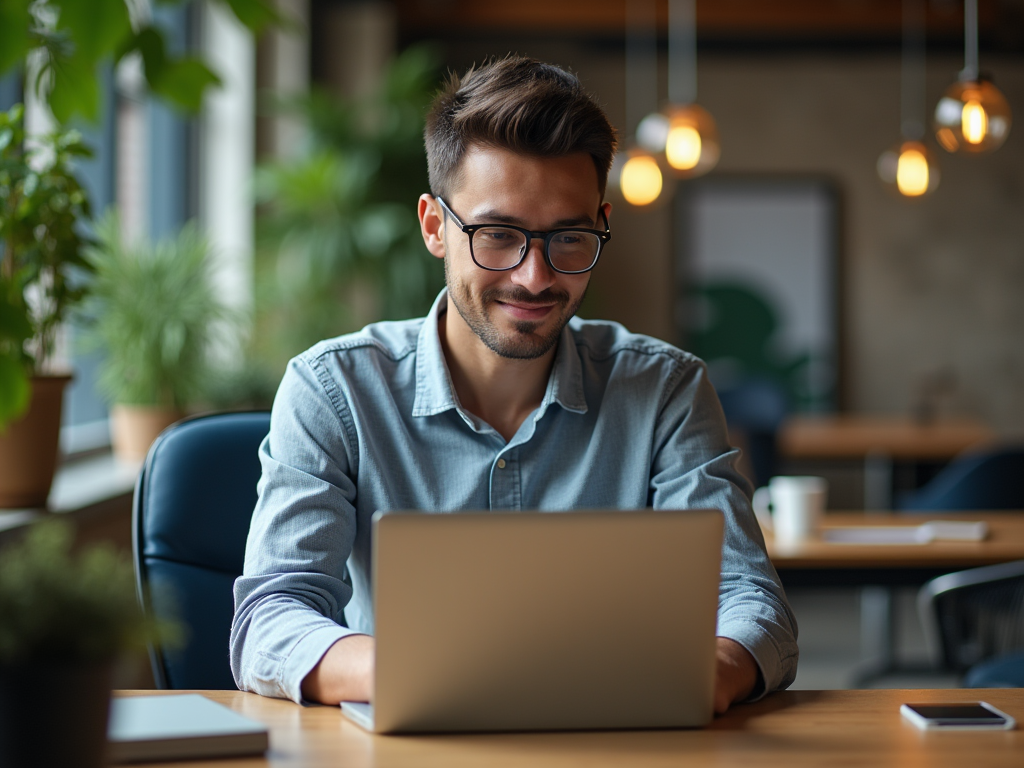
(716, 377, 788, 488)
(899, 446, 1024, 511)
(133, 411, 270, 689)
(918, 560, 1024, 672)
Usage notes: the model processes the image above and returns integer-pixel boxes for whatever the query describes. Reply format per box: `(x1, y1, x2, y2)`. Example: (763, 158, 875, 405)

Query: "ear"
(418, 194, 446, 260)
(600, 200, 612, 226)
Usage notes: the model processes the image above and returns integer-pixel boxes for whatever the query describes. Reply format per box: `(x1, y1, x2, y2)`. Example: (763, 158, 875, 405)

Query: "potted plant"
(0, 521, 171, 768)
(80, 212, 230, 462)
(0, 103, 95, 507)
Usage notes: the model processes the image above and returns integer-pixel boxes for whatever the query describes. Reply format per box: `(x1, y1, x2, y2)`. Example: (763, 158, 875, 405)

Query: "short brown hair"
(424, 56, 617, 200)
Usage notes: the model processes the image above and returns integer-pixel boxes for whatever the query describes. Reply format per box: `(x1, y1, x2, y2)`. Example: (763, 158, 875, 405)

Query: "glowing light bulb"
(666, 125, 702, 170)
(877, 140, 939, 198)
(933, 78, 1011, 153)
(620, 153, 663, 206)
(896, 147, 930, 196)
(961, 99, 988, 144)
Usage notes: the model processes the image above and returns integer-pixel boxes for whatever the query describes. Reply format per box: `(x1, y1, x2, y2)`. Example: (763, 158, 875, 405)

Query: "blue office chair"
(133, 411, 270, 689)
(898, 446, 1024, 511)
(918, 560, 1024, 681)
(716, 377, 789, 488)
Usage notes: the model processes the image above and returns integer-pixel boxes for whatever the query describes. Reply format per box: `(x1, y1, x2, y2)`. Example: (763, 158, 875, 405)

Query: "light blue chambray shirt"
(231, 290, 798, 703)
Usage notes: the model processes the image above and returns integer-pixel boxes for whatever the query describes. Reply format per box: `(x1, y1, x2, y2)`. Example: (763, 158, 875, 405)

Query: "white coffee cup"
(752, 476, 828, 543)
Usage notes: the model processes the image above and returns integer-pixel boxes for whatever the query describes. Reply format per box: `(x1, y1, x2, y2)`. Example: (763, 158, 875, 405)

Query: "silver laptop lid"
(369, 509, 723, 733)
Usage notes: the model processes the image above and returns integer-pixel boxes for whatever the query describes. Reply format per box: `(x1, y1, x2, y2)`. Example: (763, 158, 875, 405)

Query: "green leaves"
(0, 103, 94, 428)
(51, 0, 131, 67)
(129, 25, 221, 113)
(0, 520, 178, 664)
(218, 0, 284, 36)
(0, 285, 32, 428)
(2, 0, 285, 125)
(253, 45, 445, 371)
(0, 0, 32, 75)
(79, 211, 230, 408)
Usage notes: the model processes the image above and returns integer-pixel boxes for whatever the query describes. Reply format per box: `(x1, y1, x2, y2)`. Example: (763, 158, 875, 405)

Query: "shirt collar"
(412, 288, 588, 418)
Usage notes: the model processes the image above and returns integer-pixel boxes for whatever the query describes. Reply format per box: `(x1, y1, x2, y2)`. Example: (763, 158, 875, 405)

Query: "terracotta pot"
(0, 659, 113, 768)
(110, 404, 184, 463)
(0, 374, 72, 509)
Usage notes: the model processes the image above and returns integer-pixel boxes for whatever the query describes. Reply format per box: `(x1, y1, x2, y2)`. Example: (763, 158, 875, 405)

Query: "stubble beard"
(444, 260, 586, 360)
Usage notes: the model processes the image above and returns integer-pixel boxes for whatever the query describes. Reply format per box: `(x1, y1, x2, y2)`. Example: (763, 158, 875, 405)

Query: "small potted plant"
(0, 103, 95, 507)
(0, 521, 171, 768)
(80, 212, 230, 462)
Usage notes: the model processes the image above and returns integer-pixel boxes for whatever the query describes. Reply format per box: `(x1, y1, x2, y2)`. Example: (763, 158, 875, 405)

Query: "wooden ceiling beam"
(393, 0, 992, 37)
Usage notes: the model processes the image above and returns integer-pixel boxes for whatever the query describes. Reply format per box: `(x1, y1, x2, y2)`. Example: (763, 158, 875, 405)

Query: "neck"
(438, 299, 556, 442)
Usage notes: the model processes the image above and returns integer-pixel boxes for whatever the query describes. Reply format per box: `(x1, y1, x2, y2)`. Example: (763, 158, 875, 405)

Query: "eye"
(553, 233, 584, 245)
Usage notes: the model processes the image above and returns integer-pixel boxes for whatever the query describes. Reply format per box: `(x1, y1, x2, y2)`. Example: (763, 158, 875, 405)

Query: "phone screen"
(905, 704, 1008, 725)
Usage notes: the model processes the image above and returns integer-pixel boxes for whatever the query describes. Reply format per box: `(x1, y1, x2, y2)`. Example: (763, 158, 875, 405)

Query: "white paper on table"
(822, 521, 988, 545)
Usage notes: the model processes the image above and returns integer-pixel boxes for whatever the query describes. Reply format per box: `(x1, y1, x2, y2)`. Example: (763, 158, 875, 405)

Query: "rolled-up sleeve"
(649, 358, 799, 697)
(230, 355, 364, 703)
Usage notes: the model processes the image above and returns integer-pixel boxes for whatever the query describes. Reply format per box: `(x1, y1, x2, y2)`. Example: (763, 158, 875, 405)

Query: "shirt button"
(497, 459, 507, 469)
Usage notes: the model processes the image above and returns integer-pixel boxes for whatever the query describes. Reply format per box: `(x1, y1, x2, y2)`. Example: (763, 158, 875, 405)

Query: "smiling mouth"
(496, 301, 555, 321)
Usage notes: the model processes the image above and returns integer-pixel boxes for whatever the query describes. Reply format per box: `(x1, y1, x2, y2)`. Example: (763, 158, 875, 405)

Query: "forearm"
(713, 636, 760, 714)
(301, 634, 375, 704)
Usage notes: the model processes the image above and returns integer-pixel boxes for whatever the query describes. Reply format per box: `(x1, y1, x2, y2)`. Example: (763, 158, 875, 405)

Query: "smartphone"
(900, 702, 1016, 731)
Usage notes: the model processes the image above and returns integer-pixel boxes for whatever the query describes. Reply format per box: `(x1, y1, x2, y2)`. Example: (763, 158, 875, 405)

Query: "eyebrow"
(471, 208, 597, 229)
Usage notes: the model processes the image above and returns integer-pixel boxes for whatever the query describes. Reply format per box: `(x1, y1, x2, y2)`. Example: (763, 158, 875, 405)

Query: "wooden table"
(115, 688, 1024, 767)
(778, 415, 994, 461)
(767, 511, 1024, 588)
(777, 415, 995, 509)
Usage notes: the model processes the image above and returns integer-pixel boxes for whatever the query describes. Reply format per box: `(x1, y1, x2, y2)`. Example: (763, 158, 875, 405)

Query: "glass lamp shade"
(637, 104, 720, 178)
(877, 140, 940, 197)
(613, 147, 665, 207)
(933, 78, 1012, 153)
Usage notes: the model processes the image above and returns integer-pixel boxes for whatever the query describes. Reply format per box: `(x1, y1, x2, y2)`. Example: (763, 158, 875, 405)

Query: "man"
(231, 56, 798, 715)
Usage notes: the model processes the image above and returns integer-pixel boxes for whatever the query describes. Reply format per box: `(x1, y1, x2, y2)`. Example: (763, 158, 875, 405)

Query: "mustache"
(481, 287, 571, 307)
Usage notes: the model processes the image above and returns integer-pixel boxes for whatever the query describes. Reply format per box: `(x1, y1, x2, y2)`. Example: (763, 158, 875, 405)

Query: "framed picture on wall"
(674, 175, 843, 414)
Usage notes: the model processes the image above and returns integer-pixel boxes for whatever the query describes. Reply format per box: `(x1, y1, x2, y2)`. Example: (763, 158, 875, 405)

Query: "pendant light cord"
(626, 0, 659, 134)
(901, 0, 926, 140)
(963, 0, 979, 80)
(668, 0, 697, 105)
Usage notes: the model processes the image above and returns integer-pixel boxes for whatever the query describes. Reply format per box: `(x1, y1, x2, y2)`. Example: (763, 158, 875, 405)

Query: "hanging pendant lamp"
(636, 0, 719, 179)
(878, 0, 940, 197)
(933, 0, 1011, 153)
(613, 0, 666, 207)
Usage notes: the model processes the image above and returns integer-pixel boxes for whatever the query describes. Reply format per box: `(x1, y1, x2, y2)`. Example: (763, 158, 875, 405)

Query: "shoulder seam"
(573, 334, 698, 367)
(302, 336, 417, 365)
(300, 355, 361, 478)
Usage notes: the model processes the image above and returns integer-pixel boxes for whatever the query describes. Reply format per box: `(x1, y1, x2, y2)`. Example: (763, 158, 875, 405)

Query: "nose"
(510, 237, 556, 295)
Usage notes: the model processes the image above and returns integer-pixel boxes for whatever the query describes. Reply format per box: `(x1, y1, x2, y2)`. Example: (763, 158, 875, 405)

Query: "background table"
(115, 688, 1024, 768)
(766, 510, 1024, 679)
(766, 511, 1024, 588)
(777, 415, 995, 509)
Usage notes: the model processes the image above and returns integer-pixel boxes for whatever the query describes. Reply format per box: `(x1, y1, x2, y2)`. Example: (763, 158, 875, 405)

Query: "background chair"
(716, 377, 789, 488)
(962, 651, 1024, 688)
(133, 411, 270, 689)
(918, 560, 1024, 684)
(898, 445, 1024, 511)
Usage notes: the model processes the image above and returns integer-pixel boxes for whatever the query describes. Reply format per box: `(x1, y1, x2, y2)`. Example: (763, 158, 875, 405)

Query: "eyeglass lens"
(471, 227, 600, 273)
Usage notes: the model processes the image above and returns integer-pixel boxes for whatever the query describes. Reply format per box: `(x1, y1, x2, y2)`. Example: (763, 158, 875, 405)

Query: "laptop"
(341, 508, 723, 733)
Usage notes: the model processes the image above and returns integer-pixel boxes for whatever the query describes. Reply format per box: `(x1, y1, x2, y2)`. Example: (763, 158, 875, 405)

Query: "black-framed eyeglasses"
(436, 196, 611, 275)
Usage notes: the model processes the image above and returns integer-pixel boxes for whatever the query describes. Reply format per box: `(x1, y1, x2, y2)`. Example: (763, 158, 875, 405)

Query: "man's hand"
(300, 634, 375, 705)
(713, 637, 760, 715)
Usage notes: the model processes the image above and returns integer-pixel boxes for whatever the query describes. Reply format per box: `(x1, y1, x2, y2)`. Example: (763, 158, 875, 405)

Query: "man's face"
(431, 146, 609, 361)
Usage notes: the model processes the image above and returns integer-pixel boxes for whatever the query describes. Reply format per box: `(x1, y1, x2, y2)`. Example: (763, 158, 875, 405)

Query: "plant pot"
(0, 659, 113, 768)
(110, 404, 183, 463)
(0, 374, 72, 509)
